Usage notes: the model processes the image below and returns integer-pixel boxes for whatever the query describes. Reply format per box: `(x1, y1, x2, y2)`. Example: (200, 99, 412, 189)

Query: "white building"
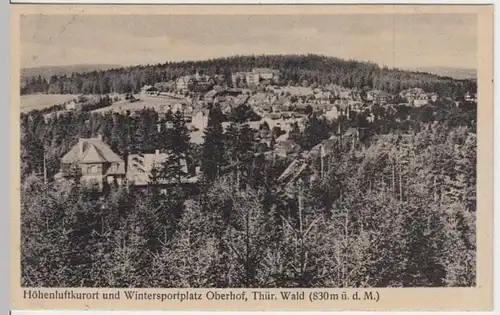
(65, 100, 77, 111)
(464, 92, 477, 103)
(176, 76, 193, 91)
(324, 106, 339, 120)
(191, 110, 209, 132)
(430, 93, 438, 103)
(245, 72, 262, 86)
(127, 150, 196, 186)
(172, 103, 184, 113)
(237, 68, 281, 86)
(141, 85, 159, 96)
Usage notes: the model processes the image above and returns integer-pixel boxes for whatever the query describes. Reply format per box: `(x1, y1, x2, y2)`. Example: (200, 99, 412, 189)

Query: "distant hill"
(408, 67, 477, 80)
(20, 54, 477, 97)
(21, 64, 122, 81)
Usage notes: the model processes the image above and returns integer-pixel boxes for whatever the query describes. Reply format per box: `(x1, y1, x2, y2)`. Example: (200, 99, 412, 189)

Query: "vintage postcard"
(10, 4, 493, 312)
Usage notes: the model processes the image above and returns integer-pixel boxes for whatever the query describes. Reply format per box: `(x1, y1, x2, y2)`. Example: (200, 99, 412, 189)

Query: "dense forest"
(20, 54, 476, 97)
(21, 95, 477, 287)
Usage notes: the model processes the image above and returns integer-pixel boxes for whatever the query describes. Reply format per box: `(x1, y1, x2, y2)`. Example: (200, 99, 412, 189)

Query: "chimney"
(79, 138, 85, 157)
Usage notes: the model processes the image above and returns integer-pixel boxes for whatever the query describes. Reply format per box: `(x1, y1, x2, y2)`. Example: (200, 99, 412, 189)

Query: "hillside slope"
(408, 67, 476, 80)
(20, 54, 477, 97)
(21, 64, 121, 81)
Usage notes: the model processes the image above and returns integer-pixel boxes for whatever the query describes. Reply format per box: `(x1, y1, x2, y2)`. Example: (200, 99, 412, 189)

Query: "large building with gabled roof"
(54, 135, 126, 189)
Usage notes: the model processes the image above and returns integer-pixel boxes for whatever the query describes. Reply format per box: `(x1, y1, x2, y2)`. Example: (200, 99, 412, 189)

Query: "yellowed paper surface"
(11, 4, 493, 311)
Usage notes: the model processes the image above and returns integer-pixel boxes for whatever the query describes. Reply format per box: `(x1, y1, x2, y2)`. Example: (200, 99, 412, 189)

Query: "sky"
(20, 14, 477, 70)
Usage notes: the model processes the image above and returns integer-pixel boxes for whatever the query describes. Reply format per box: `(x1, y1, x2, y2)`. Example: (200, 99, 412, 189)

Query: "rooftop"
(127, 151, 197, 185)
(252, 68, 280, 74)
(61, 136, 124, 167)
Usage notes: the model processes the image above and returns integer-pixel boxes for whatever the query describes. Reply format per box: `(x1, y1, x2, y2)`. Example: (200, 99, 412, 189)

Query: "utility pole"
(43, 148, 47, 184)
(331, 211, 349, 287)
(297, 180, 306, 282)
(344, 208, 349, 287)
(320, 144, 325, 179)
(298, 180, 303, 235)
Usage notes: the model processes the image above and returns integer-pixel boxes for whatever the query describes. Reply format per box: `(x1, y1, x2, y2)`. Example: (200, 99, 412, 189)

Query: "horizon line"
(20, 53, 478, 73)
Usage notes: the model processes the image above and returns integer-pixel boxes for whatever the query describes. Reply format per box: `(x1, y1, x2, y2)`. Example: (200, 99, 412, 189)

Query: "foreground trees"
(21, 118, 476, 287)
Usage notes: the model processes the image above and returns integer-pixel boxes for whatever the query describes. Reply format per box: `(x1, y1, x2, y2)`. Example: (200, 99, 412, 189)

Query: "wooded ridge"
(21, 54, 476, 97)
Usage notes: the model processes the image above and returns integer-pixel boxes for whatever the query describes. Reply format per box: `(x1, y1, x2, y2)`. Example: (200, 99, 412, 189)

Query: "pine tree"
(202, 106, 225, 182)
(288, 122, 301, 142)
(158, 200, 220, 287)
(223, 188, 272, 287)
(21, 176, 74, 286)
(224, 123, 256, 190)
(161, 110, 191, 185)
(269, 133, 276, 150)
(300, 112, 330, 150)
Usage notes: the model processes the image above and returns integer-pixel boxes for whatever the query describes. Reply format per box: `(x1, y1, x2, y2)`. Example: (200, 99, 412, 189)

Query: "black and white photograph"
(19, 11, 480, 290)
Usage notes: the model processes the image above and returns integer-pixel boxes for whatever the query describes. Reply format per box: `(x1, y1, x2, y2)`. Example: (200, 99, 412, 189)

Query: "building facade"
(55, 135, 126, 189)
(126, 150, 197, 187)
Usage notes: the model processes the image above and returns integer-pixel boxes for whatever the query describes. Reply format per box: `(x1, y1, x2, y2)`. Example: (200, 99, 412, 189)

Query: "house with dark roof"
(226, 88, 243, 96)
(54, 135, 126, 189)
(141, 85, 159, 96)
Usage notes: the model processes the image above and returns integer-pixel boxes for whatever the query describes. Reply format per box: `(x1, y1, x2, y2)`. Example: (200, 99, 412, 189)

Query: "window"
(90, 165, 99, 173)
(62, 164, 70, 173)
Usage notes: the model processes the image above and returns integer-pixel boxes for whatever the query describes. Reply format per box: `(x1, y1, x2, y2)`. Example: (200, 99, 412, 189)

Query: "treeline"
(20, 98, 477, 183)
(20, 54, 476, 97)
(20, 94, 477, 288)
(21, 120, 476, 287)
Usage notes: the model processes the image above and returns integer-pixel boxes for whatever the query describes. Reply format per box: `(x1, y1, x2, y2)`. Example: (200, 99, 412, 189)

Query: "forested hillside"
(20, 96, 477, 287)
(20, 54, 476, 97)
(21, 123, 476, 288)
(21, 64, 121, 82)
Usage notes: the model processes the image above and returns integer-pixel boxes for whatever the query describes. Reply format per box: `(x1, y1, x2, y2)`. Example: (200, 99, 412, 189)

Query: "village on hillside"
(20, 53, 478, 290)
(15, 8, 485, 295)
(24, 66, 477, 192)
(16, 6, 483, 292)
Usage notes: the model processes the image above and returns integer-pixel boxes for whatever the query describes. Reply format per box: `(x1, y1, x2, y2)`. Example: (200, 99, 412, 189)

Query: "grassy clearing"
(92, 95, 186, 113)
(20, 94, 79, 113)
